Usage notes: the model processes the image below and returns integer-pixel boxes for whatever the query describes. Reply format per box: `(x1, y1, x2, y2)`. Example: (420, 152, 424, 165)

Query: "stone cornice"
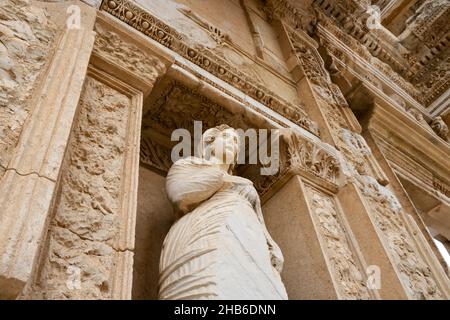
(315, 23, 427, 116)
(312, 0, 411, 76)
(261, 0, 311, 30)
(242, 129, 341, 202)
(312, 0, 450, 108)
(369, 97, 450, 190)
(99, 0, 319, 136)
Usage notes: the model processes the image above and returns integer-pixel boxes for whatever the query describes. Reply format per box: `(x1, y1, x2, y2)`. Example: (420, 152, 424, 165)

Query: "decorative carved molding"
(313, 0, 409, 75)
(304, 184, 371, 299)
(356, 174, 444, 299)
(261, 0, 310, 30)
(100, 0, 319, 136)
(93, 24, 166, 85)
(315, 19, 423, 104)
(288, 29, 360, 133)
(312, 0, 450, 108)
(177, 6, 231, 45)
(430, 116, 449, 142)
(143, 81, 251, 134)
(373, 131, 450, 205)
(140, 137, 172, 173)
(407, 0, 450, 44)
(286, 132, 340, 185)
(242, 130, 341, 198)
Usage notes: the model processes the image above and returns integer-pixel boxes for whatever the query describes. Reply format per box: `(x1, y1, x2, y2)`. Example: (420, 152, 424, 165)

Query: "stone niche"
(132, 74, 275, 299)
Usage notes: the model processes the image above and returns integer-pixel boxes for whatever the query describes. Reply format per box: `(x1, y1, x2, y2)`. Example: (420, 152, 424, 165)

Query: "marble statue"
(158, 125, 288, 300)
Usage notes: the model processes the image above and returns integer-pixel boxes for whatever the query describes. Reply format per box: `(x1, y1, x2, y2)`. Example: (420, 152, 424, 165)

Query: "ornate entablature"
(299, 12, 449, 144)
(100, 0, 319, 136)
(261, 0, 311, 30)
(309, 0, 450, 111)
(241, 130, 341, 200)
(312, 0, 410, 75)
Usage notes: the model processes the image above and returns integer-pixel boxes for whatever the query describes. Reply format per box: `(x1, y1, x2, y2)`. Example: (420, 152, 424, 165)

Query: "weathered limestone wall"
(0, 0, 57, 179)
(18, 10, 172, 299)
(1, 0, 449, 300)
(26, 75, 135, 299)
(0, 0, 97, 299)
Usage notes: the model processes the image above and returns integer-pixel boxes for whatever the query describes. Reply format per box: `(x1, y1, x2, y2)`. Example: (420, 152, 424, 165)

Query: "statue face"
(209, 128, 239, 165)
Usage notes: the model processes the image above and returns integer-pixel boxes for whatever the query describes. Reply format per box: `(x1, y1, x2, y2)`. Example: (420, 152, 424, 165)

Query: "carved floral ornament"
(248, 130, 341, 196)
(93, 25, 166, 84)
(284, 132, 340, 185)
(100, 0, 319, 136)
(430, 116, 450, 142)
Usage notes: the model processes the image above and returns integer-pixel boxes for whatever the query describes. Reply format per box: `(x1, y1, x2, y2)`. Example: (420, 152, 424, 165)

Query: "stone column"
(23, 13, 172, 299)
(0, 0, 97, 299)
(256, 131, 375, 299)
(273, 22, 450, 299)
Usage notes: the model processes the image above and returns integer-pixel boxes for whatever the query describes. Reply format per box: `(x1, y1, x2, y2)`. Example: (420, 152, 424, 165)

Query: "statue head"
(200, 124, 240, 172)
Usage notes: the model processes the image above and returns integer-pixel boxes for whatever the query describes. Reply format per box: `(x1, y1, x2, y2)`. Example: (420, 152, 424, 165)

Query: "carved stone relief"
(93, 24, 166, 84)
(315, 15, 423, 104)
(287, 133, 340, 185)
(240, 131, 340, 198)
(177, 5, 231, 46)
(140, 137, 172, 173)
(290, 30, 446, 299)
(356, 175, 444, 299)
(0, 0, 57, 177)
(143, 82, 250, 135)
(100, 0, 319, 136)
(29, 76, 132, 299)
(430, 116, 449, 142)
(304, 184, 370, 299)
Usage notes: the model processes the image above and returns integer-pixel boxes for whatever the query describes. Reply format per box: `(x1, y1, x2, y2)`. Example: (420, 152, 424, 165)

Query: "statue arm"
(166, 158, 226, 214)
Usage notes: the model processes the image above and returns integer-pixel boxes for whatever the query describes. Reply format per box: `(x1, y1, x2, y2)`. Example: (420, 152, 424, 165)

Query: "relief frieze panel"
(304, 183, 371, 299)
(356, 174, 444, 299)
(93, 24, 166, 85)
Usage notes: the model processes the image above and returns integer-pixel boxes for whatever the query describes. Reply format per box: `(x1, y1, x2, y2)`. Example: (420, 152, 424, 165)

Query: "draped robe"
(158, 157, 288, 300)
